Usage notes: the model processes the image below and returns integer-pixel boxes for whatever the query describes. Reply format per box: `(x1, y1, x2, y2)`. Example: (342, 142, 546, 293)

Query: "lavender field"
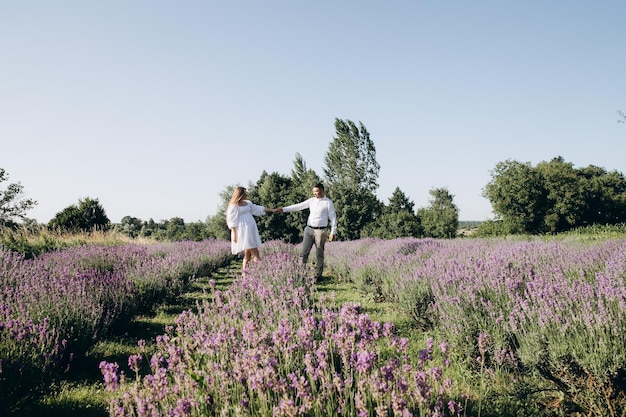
(324, 237, 626, 416)
(2, 236, 626, 416)
(100, 240, 461, 417)
(0, 239, 232, 414)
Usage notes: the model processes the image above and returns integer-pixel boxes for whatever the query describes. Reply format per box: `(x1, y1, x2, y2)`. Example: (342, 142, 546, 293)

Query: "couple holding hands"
(226, 182, 337, 280)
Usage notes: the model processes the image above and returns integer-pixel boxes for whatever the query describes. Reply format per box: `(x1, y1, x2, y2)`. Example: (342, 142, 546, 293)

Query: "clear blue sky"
(2, 1, 625, 223)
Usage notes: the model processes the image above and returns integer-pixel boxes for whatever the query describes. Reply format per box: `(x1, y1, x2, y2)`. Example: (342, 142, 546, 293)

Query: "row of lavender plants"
(101, 240, 465, 417)
(0, 239, 232, 411)
(324, 237, 626, 416)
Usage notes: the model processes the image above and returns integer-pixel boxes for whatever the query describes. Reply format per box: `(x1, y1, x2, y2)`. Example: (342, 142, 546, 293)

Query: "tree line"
(3, 118, 626, 240)
(480, 156, 626, 235)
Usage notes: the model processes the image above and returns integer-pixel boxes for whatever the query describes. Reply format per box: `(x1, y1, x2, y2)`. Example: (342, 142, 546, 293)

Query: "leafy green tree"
(323, 118, 382, 240)
(184, 221, 211, 241)
(291, 153, 321, 200)
(330, 183, 383, 240)
(139, 218, 158, 238)
(579, 165, 626, 225)
(48, 197, 110, 232)
(475, 219, 509, 237)
(206, 213, 229, 240)
(248, 171, 295, 242)
(386, 187, 415, 214)
(116, 215, 143, 238)
(483, 159, 548, 234)
(149, 225, 168, 240)
(363, 187, 421, 239)
(324, 118, 380, 194)
(418, 188, 459, 238)
(20, 217, 42, 234)
(485, 157, 626, 234)
(205, 184, 242, 241)
(536, 157, 585, 233)
(0, 168, 37, 228)
(120, 215, 209, 241)
(165, 217, 186, 240)
(362, 211, 422, 239)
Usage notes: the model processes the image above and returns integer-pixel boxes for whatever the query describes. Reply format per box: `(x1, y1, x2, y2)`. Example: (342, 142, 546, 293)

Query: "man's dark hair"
(313, 182, 324, 191)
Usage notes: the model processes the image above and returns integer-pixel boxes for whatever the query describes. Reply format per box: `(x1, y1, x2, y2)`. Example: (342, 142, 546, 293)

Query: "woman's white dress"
(226, 201, 266, 254)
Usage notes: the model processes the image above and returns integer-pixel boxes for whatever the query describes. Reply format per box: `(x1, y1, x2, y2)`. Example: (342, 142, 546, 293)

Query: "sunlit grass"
(316, 274, 423, 360)
(33, 381, 111, 417)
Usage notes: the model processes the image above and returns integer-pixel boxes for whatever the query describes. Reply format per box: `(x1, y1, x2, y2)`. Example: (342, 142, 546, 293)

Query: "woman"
(226, 186, 277, 271)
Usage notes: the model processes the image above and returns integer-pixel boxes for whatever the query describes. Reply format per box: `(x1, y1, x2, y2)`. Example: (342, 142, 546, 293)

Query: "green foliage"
(250, 171, 293, 242)
(483, 159, 548, 234)
(361, 211, 422, 239)
(386, 186, 415, 214)
(474, 219, 511, 237)
(183, 221, 212, 241)
(138, 218, 159, 238)
(321, 119, 383, 240)
(324, 118, 380, 194)
(113, 216, 213, 242)
(114, 216, 143, 238)
(0, 228, 61, 258)
(204, 184, 238, 241)
(0, 168, 38, 227)
(484, 157, 626, 234)
(579, 165, 626, 225)
(48, 197, 110, 233)
(362, 187, 421, 239)
(331, 184, 383, 241)
(164, 217, 185, 240)
(205, 213, 229, 240)
(552, 222, 626, 242)
(536, 157, 585, 232)
(139, 218, 198, 241)
(418, 187, 459, 238)
(290, 152, 321, 200)
(395, 278, 434, 330)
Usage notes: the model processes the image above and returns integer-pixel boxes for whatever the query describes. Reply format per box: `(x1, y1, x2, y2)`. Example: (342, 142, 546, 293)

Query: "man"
(279, 183, 337, 281)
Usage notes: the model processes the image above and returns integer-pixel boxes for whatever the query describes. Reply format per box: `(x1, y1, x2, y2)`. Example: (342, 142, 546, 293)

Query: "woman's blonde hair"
(229, 186, 247, 205)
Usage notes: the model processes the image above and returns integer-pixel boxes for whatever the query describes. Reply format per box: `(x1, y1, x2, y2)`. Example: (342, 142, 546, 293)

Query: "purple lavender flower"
(99, 361, 120, 391)
(128, 353, 142, 374)
(355, 349, 377, 373)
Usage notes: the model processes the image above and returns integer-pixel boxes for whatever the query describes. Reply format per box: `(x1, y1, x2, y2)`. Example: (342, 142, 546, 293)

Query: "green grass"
(29, 382, 111, 417)
(316, 276, 418, 340)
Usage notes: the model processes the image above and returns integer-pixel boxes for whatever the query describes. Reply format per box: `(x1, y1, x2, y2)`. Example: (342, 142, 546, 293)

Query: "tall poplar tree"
(323, 118, 382, 239)
(324, 119, 380, 193)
